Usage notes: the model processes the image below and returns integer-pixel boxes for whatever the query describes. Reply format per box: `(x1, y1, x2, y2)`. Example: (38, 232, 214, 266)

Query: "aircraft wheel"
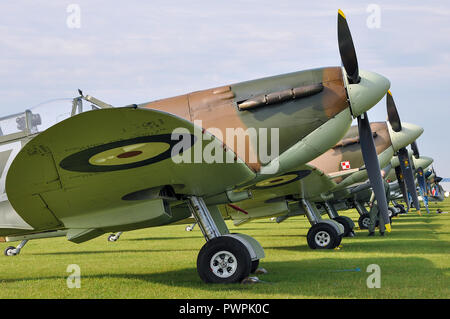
(335, 234, 343, 247)
(306, 223, 339, 249)
(250, 259, 260, 274)
(4, 246, 17, 256)
(396, 204, 406, 214)
(358, 213, 371, 229)
(197, 236, 252, 283)
(185, 226, 193, 232)
(107, 234, 117, 242)
(333, 216, 354, 237)
(388, 207, 397, 218)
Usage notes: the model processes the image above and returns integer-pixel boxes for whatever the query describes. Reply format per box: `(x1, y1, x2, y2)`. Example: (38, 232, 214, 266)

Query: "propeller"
(394, 166, 410, 211)
(397, 147, 420, 211)
(338, 10, 390, 230)
(386, 91, 421, 212)
(357, 114, 391, 229)
(337, 10, 360, 84)
(416, 167, 430, 213)
(411, 141, 420, 159)
(431, 166, 443, 183)
(386, 90, 402, 132)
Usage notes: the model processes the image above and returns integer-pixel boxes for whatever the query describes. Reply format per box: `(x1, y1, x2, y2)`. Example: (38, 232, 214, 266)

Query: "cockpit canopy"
(0, 98, 99, 138)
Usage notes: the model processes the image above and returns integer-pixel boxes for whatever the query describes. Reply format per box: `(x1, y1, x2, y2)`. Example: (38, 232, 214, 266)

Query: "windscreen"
(0, 98, 98, 137)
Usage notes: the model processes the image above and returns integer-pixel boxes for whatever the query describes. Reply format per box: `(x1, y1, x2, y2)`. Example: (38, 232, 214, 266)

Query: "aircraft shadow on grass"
(0, 257, 445, 298)
(31, 247, 198, 256)
(126, 236, 203, 242)
(264, 237, 448, 255)
(28, 215, 444, 256)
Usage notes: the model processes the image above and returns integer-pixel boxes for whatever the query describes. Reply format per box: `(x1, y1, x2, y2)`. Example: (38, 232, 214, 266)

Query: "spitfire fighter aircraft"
(109, 93, 425, 246)
(423, 167, 447, 202)
(0, 11, 391, 283)
(386, 150, 434, 212)
(208, 91, 423, 246)
(311, 137, 431, 230)
(340, 153, 433, 229)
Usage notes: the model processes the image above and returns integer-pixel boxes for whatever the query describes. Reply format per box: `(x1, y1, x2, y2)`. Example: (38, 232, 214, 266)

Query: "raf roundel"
(60, 133, 196, 172)
(254, 170, 311, 189)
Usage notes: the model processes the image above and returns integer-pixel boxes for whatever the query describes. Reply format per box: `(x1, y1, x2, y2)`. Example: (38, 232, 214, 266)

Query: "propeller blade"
(357, 112, 390, 230)
(411, 141, 420, 159)
(416, 167, 430, 213)
(394, 165, 410, 211)
(337, 10, 360, 84)
(386, 90, 402, 132)
(397, 147, 420, 211)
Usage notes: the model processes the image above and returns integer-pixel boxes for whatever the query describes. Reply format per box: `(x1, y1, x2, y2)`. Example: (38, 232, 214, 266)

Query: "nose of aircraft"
(345, 69, 391, 117)
(413, 156, 433, 170)
(388, 122, 424, 151)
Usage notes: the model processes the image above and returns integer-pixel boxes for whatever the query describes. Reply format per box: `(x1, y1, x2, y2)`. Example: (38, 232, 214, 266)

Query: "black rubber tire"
(358, 214, 370, 229)
(395, 204, 406, 214)
(250, 260, 260, 274)
(388, 207, 397, 217)
(4, 246, 16, 256)
(359, 213, 391, 229)
(358, 213, 371, 230)
(306, 223, 339, 249)
(335, 234, 343, 248)
(197, 236, 252, 284)
(333, 216, 354, 237)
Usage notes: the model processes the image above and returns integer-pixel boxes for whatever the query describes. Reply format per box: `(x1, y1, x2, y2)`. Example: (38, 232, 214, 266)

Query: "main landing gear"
(301, 199, 344, 249)
(391, 200, 406, 215)
(354, 200, 393, 229)
(186, 196, 265, 284)
(323, 201, 355, 237)
(354, 200, 371, 230)
(107, 232, 123, 242)
(185, 222, 197, 232)
(4, 240, 28, 256)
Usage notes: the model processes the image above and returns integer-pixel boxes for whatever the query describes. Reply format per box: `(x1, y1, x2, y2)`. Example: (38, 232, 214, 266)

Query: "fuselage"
(0, 67, 360, 238)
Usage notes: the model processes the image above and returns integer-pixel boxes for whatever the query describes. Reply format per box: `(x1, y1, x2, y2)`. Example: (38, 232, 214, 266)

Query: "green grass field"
(1, 199, 449, 299)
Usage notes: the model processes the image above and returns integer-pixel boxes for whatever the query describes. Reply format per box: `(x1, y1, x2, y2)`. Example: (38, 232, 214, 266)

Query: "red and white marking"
(340, 161, 351, 170)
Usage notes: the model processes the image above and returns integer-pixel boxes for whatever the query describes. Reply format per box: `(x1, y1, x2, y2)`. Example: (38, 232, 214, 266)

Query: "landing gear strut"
(354, 200, 371, 229)
(186, 196, 265, 283)
(4, 240, 28, 256)
(323, 201, 355, 237)
(357, 205, 393, 229)
(108, 232, 123, 242)
(301, 199, 344, 249)
(185, 222, 197, 232)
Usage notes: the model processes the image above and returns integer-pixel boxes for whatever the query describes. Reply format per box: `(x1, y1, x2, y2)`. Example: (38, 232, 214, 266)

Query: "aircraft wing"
(224, 164, 337, 224)
(5, 107, 256, 239)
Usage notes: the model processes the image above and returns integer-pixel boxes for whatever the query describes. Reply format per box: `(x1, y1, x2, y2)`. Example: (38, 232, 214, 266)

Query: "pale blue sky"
(0, 1, 449, 186)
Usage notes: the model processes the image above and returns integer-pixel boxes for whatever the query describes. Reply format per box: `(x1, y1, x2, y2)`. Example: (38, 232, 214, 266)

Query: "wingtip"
(338, 9, 346, 19)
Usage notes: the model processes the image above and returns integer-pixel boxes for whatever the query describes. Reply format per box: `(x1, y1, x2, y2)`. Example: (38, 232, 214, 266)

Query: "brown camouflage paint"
(308, 122, 392, 183)
(140, 67, 349, 172)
